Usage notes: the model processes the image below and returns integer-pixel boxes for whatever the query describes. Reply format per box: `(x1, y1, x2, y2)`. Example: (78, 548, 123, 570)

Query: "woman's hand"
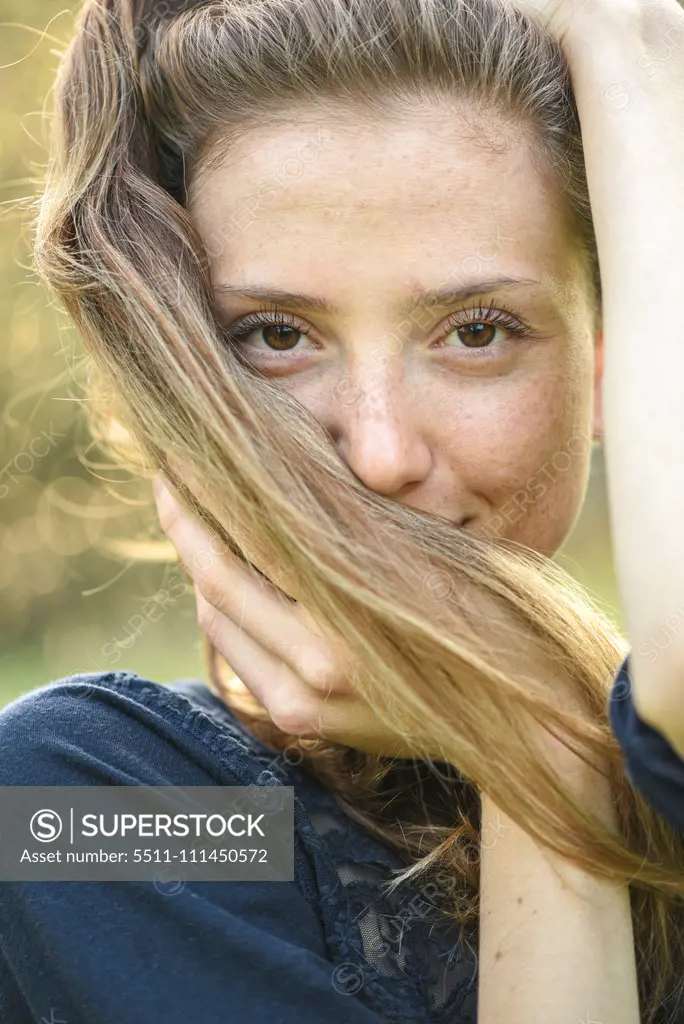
(503, 0, 674, 50)
(503, 0, 582, 38)
(152, 463, 443, 760)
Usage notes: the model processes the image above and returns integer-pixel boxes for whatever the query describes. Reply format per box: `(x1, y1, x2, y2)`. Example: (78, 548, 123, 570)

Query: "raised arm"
(563, 0, 684, 754)
(478, 3, 684, 1018)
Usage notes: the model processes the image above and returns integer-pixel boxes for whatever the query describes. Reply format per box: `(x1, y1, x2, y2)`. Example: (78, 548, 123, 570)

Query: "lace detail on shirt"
(166, 677, 479, 1021)
(301, 783, 478, 1023)
(240, 728, 479, 1022)
(65, 673, 479, 1023)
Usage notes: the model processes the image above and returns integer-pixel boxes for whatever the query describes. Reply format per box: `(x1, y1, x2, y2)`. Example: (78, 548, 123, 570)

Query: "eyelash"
(441, 300, 533, 345)
(223, 299, 533, 358)
(224, 306, 311, 350)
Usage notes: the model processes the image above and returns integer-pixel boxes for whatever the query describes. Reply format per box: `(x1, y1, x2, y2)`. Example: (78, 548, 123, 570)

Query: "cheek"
(438, 367, 594, 552)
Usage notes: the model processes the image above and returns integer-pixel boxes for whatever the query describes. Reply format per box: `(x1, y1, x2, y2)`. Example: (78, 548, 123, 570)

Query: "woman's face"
(188, 100, 603, 556)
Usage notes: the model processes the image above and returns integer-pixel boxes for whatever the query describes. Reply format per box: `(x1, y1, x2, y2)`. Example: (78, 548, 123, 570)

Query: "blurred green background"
(0, 2, 625, 711)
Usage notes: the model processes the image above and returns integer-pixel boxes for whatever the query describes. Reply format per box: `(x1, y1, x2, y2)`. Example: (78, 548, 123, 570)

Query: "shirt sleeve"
(608, 653, 684, 833)
(0, 680, 384, 1024)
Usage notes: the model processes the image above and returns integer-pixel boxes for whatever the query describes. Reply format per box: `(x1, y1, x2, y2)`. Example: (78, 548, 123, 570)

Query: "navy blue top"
(0, 652, 682, 1023)
(608, 653, 684, 833)
(0, 670, 478, 1024)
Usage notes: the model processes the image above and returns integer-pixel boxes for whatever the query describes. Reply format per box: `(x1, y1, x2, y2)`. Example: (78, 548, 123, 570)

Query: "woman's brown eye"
(454, 323, 497, 348)
(262, 325, 302, 350)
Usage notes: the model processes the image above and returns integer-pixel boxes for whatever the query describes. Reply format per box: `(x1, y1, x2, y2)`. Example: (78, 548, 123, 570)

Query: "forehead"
(188, 102, 581, 305)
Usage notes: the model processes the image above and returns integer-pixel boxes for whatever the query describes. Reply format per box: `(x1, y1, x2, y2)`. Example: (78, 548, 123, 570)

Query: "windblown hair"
(33, 0, 684, 1019)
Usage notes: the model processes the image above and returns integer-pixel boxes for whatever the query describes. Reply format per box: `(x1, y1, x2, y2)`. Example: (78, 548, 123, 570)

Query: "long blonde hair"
(33, 0, 684, 1018)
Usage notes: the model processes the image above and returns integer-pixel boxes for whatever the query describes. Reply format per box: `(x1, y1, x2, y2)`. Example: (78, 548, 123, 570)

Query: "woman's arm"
(478, 783, 639, 1024)
(478, 697, 640, 1023)
(563, 1, 684, 755)
(478, 7, 684, 1018)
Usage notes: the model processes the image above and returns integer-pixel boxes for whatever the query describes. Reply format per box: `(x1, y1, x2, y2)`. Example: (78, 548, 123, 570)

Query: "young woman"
(2, 0, 684, 1021)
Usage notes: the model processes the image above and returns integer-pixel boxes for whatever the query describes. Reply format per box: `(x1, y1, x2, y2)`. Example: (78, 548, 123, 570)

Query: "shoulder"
(0, 673, 376, 1024)
(0, 674, 414, 1024)
(0, 673, 480, 1024)
(0, 669, 282, 789)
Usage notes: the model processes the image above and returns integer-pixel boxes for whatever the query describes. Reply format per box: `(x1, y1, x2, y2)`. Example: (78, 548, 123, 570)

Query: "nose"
(329, 366, 433, 498)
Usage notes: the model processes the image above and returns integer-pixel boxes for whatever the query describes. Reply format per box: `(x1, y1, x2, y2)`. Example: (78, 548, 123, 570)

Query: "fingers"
(195, 587, 320, 734)
(153, 471, 355, 696)
(152, 464, 433, 759)
(195, 587, 413, 753)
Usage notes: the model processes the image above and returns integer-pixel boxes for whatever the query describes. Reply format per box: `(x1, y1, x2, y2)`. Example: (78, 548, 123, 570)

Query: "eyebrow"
(213, 276, 541, 317)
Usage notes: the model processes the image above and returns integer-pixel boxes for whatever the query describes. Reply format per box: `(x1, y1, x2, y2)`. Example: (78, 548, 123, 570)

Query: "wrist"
(560, 0, 677, 67)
